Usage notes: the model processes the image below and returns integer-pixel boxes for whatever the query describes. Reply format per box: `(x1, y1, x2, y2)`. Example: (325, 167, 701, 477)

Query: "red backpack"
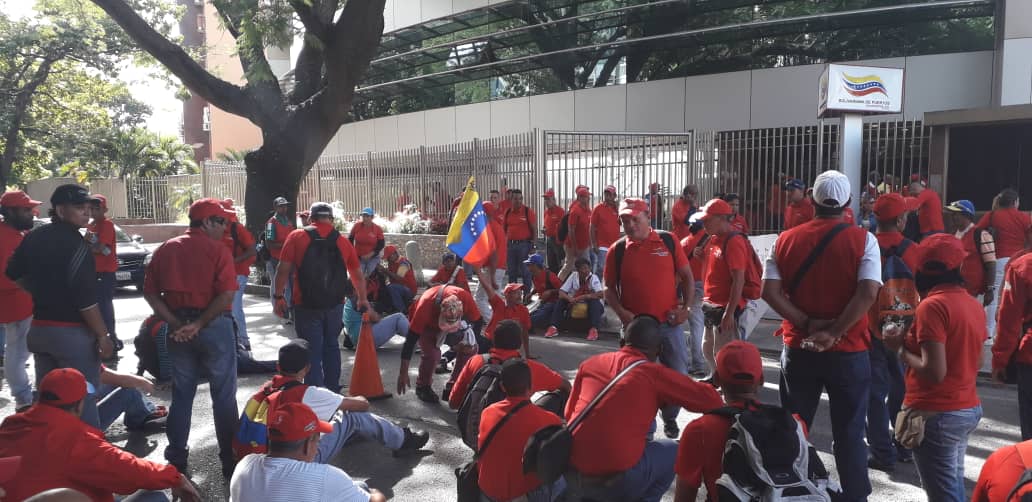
(722, 232, 763, 300)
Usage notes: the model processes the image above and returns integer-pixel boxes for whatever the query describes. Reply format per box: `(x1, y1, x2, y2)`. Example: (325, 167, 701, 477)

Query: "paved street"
(0, 289, 1022, 501)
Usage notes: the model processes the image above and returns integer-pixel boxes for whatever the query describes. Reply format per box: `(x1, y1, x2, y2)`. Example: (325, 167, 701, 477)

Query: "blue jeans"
(867, 337, 905, 464)
(507, 240, 534, 287)
(294, 304, 345, 393)
(343, 301, 409, 348)
(913, 405, 982, 502)
(385, 283, 415, 314)
(165, 315, 238, 470)
(531, 302, 561, 329)
(482, 477, 566, 502)
(779, 347, 871, 501)
(2, 317, 33, 407)
(98, 383, 157, 431)
(266, 259, 292, 313)
(28, 324, 101, 428)
(232, 275, 249, 348)
(551, 299, 604, 329)
(591, 247, 608, 277)
(658, 323, 691, 422)
(315, 409, 405, 463)
(616, 438, 678, 502)
(360, 252, 381, 278)
(97, 272, 117, 339)
(686, 282, 706, 373)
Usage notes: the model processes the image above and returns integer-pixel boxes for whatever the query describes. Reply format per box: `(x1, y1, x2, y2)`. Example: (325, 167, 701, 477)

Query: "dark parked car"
(33, 219, 151, 290)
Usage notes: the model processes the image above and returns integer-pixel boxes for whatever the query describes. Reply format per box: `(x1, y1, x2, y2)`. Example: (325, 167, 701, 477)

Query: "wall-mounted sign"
(819, 64, 904, 117)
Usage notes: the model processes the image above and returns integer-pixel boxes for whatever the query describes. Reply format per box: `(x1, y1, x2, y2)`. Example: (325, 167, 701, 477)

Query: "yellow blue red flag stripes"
(446, 176, 494, 268)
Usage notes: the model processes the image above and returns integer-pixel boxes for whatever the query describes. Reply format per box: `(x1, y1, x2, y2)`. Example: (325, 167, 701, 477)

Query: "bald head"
(624, 315, 663, 360)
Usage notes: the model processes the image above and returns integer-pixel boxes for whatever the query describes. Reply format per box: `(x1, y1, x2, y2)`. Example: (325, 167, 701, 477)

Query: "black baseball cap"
(50, 184, 93, 206)
(278, 339, 310, 373)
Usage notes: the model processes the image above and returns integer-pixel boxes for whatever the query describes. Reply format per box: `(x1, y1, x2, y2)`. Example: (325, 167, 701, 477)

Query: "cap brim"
(618, 209, 644, 217)
(314, 419, 334, 434)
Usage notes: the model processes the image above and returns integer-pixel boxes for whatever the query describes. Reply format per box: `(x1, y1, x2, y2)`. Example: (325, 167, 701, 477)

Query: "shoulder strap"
(568, 359, 648, 431)
(786, 223, 850, 294)
(612, 237, 628, 288)
(230, 222, 240, 248)
(1006, 442, 1032, 502)
(477, 400, 531, 458)
(895, 239, 912, 257)
(658, 231, 676, 255)
(435, 285, 447, 306)
(304, 227, 319, 241)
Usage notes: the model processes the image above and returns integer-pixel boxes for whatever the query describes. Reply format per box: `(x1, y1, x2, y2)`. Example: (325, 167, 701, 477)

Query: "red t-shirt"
(88, 219, 118, 273)
(567, 202, 592, 250)
(348, 222, 384, 257)
(671, 199, 696, 240)
(730, 214, 750, 235)
(430, 265, 470, 292)
(681, 232, 708, 284)
(388, 258, 418, 294)
(972, 441, 1032, 502)
(448, 348, 564, 409)
(485, 294, 531, 340)
(265, 215, 295, 260)
(144, 228, 237, 311)
(842, 207, 855, 226)
(703, 233, 749, 308)
(409, 285, 481, 336)
(590, 202, 620, 248)
(979, 207, 1032, 260)
(903, 284, 985, 411)
(478, 397, 563, 500)
(532, 269, 562, 303)
(783, 199, 815, 231)
(0, 222, 32, 322)
(542, 205, 565, 239)
(223, 222, 256, 276)
(993, 253, 1032, 368)
(874, 232, 921, 272)
(604, 231, 689, 321)
(567, 347, 722, 476)
(916, 189, 945, 235)
(279, 222, 363, 307)
(503, 205, 536, 241)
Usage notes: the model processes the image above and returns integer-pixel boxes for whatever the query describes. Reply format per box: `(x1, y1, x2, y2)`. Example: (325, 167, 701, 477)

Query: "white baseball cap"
(812, 171, 851, 208)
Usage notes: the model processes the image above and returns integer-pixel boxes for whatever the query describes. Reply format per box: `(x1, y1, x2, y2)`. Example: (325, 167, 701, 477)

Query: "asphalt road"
(0, 290, 1022, 502)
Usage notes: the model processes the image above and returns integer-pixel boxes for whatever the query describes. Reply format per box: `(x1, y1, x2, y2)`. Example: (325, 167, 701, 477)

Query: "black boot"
(393, 427, 430, 457)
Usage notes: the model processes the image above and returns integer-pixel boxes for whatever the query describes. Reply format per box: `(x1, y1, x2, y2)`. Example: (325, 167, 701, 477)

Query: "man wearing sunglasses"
(144, 198, 240, 479)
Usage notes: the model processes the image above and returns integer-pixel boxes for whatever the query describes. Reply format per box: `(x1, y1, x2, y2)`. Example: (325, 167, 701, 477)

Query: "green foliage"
(59, 128, 199, 180)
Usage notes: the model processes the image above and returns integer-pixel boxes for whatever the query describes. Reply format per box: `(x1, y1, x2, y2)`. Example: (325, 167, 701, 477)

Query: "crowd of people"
(0, 170, 1030, 502)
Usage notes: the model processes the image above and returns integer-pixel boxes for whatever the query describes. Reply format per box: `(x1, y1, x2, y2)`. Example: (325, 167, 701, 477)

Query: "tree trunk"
(0, 59, 53, 188)
(243, 141, 307, 241)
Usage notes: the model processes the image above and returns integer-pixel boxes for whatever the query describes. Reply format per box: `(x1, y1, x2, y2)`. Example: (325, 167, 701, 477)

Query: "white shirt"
(560, 272, 603, 296)
(302, 385, 346, 422)
(762, 231, 882, 284)
(230, 454, 370, 502)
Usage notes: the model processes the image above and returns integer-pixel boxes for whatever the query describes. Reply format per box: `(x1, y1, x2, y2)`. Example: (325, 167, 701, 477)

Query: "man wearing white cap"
(761, 170, 881, 501)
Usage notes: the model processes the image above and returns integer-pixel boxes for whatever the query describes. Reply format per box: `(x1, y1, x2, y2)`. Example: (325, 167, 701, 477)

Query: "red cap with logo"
(189, 197, 235, 221)
(268, 402, 334, 442)
(916, 233, 966, 274)
(0, 191, 42, 208)
(873, 193, 906, 221)
(699, 198, 733, 220)
(604, 185, 617, 194)
(716, 340, 763, 385)
(542, 188, 555, 198)
(619, 198, 648, 217)
(503, 283, 524, 295)
(38, 368, 93, 406)
(576, 186, 591, 197)
(90, 194, 108, 209)
(383, 245, 398, 258)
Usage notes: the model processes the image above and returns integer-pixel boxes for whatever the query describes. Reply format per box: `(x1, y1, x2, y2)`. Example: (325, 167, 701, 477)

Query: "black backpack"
(456, 354, 510, 450)
(297, 226, 352, 309)
(134, 316, 168, 381)
(557, 213, 571, 242)
(610, 230, 677, 291)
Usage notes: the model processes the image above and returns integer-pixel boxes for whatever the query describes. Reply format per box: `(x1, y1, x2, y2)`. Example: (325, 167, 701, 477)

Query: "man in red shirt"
(275, 202, 368, 393)
(222, 199, 257, 351)
(266, 196, 295, 320)
(481, 282, 533, 356)
(567, 316, 721, 500)
(86, 194, 120, 353)
(478, 358, 567, 501)
(502, 188, 537, 289)
(909, 179, 945, 240)
(429, 252, 470, 292)
(144, 197, 241, 476)
(541, 188, 566, 274)
(397, 284, 482, 404)
(697, 199, 749, 378)
(945, 199, 996, 301)
(980, 188, 1031, 339)
(645, 182, 664, 230)
(0, 191, 40, 410)
(992, 251, 1032, 439)
(670, 184, 700, 239)
(475, 201, 509, 326)
(0, 368, 200, 501)
(381, 245, 417, 313)
(722, 193, 750, 234)
(349, 207, 386, 278)
(762, 171, 881, 500)
(590, 185, 620, 276)
(559, 186, 592, 281)
(782, 178, 814, 230)
(526, 253, 564, 330)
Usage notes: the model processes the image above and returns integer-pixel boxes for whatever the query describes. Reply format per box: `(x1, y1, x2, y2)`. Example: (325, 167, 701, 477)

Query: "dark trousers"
(780, 347, 871, 501)
(1019, 363, 1032, 440)
(545, 236, 565, 274)
(551, 299, 604, 328)
(867, 337, 905, 463)
(507, 240, 534, 287)
(294, 304, 345, 393)
(97, 272, 117, 339)
(385, 284, 415, 314)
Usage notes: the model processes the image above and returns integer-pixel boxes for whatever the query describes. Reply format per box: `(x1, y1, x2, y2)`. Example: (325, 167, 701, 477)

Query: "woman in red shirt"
(348, 207, 385, 278)
(980, 188, 1032, 338)
(883, 234, 985, 502)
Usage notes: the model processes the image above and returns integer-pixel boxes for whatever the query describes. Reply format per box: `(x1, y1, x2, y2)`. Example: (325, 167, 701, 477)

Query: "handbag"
(523, 359, 647, 484)
(894, 406, 939, 449)
(570, 302, 588, 319)
(456, 400, 531, 502)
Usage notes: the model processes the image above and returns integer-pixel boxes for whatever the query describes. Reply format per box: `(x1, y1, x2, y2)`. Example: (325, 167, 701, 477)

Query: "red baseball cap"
(916, 233, 966, 274)
(873, 193, 906, 221)
(576, 186, 591, 197)
(90, 194, 108, 209)
(618, 198, 648, 217)
(383, 245, 398, 258)
(221, 198, 235, 209)
(604, 185, 617, 194)
(39, 368, 94, 406)
(503, 283, 524, 295)
(188, 198, 235, 221)
(268, 402, 333, 442)
(0, 191, 42, 209)
(699, 198, 733, 220)
(542, 189, 556, 198)
(716, 341, 763, 385)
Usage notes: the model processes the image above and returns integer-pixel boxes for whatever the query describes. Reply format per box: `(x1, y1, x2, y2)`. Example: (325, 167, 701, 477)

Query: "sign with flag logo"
(819, 64, 904, 117)
(446, 176, 495, 268)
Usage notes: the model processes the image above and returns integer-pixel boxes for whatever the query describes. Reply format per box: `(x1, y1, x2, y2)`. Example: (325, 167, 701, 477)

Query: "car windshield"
(113, 224, 133, 243)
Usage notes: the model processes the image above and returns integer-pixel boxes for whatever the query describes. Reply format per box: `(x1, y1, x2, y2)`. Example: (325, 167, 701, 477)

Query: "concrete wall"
(325, 51, 996, 155)
(996, 0, 1032, 105)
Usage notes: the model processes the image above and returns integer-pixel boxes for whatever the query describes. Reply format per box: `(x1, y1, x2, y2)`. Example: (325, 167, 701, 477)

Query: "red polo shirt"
(448, 347, 564, 409)
(280, 222, 363, 307)
(265, 214, 294, 260)
(566, 347, 722, 476)
(903, 284, 985, 411)
(604, 230, 689, 321)
(88, 219, 118, 273)
(681, 232, 708, 284)
(730, 214, 750, 235)
(409, 285, 481, 336)
(0, 222, 32, 322)
(972, 441, 1032, 502)
(875, 232, 921, 272)
(703, 233, 749, 309)
(590, 202, 620, 248)
(388, 258, 418, 294)
(478, 396, 563, 501)
(783, 198, 815, 231)
(503, 205, 536, 241)
(543, 205, 565, 240)
(0, 404, 183, 501)
(485, 294, 531, 340)
(144, 228, 237, 311)
(567, 202, 591, 250)
(348, 222, 384, 257)
(223, 222, 256, 277)
(430, 265, 470, 292)
(915, 189, 945, 235)
(993, 252, 1032, 369)
(671, 199, 696, 240)
(532, 269, 562, 303)
(979, 208, 1032, 260)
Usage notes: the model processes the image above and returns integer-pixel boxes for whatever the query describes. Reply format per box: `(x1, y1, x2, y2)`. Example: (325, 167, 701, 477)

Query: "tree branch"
(323, 0, 387, 120)
(289, 0, 329, 43)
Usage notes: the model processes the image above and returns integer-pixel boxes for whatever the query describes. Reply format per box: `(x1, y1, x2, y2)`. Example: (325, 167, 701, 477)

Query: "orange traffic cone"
(348, 313, 392, 400)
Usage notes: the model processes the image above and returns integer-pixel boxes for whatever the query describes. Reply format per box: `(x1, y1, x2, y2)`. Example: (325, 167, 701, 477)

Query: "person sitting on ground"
(230, 402, 387, 502)
(478, 359, 567, 502)
(448, 320, 571, 411)
(97, 364, 167, 432)
(342, 300, 411, 351)
(566, 316, 722, 501)
(526, 254, 563, 328)
(542, 257, 604, 342)
(251, 339, 429, 464)
(480, 282, 533, 357)
(429, 253, 470, 292)
(0, 368, 200, 502)
(381, 245, 417, 313)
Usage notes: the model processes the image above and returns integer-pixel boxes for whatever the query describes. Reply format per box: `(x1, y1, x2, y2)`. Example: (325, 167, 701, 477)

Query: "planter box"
(384, 233, 447, 276)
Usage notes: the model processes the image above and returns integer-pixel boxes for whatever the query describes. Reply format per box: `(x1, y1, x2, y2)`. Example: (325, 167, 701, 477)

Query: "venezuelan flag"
(446, 176, 494, 268)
